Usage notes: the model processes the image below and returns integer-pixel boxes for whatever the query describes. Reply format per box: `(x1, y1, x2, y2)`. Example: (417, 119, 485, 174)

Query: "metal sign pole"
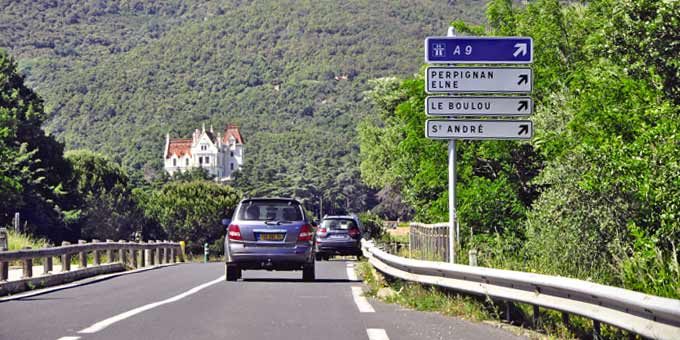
(448, 140, 456, 263)
(446, 27, 457, 264)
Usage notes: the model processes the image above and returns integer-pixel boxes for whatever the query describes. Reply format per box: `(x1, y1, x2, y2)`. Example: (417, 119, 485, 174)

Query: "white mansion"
(163, 124, 244, 181)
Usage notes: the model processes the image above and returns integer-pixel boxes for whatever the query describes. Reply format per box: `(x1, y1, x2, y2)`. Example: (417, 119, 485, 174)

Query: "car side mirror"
(221, 218, 231, 227)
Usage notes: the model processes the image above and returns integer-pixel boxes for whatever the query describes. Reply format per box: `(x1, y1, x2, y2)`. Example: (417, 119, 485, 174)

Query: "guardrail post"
(0, 259, 7, 281)
(140, 242, 146, 267)
(130, 245, 138, 269)
(156, 240, 163, 264)
(532, 305, 540, 326)
(22, 246, 33, 278)
(118, 240, 127, 265)
(468, 249, 478, 266)
(505, 302, 512, 323)
(61, 241, 71, 272)
(177, 245, 184, 262)
(165, 241, 171, 263)
(0, 232, 8, 281)
(106, 239, 114, 263)
(170, 247, 175, 263)
(562, 312, 569, 326)
(593, 320, 602, 340)
(146, 241, 155, 266)
(0, 227, 8, 280)
(43, 244, 53, 274)
(78, 240, 87, 268)
(92, 239, 101, 266)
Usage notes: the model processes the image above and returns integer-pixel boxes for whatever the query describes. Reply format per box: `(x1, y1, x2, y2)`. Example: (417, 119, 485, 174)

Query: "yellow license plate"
(258, 233, 285, 241)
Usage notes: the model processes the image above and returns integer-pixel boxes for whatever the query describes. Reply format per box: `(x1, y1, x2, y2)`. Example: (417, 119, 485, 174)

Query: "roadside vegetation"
(357, 260, 642, 340)
(359, 0, 680, 299)
(6, 230, 50, 252)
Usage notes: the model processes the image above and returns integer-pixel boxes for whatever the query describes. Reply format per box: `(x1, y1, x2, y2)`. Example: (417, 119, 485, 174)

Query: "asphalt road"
(0, 260, 526, 340)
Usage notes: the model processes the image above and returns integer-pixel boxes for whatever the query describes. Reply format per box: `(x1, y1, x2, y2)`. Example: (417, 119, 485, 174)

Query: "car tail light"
(228, 224, 242, 240)
(348, 228, 361, 239)
(298, 224, 313, 242)
(316, 228, 327, 236)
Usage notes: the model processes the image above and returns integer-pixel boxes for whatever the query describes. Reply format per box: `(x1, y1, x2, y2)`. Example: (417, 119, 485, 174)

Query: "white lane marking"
(367, 328, 390, 340)
(79, 276, 224, 334)
(346, 263, 358, 281)
(57, 337, 81, 340)
(351, 286, 375, 313)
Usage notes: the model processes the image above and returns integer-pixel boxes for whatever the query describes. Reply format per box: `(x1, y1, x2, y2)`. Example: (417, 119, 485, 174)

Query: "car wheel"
(302, 263, 315, 282)
(315, 253, 323, 261)
(323, 255, 330, 261)
(226, 264, 239, 281)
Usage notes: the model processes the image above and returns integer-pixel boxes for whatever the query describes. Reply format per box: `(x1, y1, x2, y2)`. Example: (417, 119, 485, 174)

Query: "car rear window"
(237, 201, 303, 221)
(320, 219, 358, 230)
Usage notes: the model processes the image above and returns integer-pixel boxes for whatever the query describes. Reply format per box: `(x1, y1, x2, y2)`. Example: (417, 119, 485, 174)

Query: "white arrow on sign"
(426, 96, 533, 116)
(426, 67, 533, 94)
(425, 119, 533, 140)
(513, 43, 528, 57)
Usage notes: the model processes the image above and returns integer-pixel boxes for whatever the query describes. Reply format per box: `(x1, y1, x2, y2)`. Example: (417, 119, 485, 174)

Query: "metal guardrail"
(362, 239, 680, 340)
(0, 239, 183, 282)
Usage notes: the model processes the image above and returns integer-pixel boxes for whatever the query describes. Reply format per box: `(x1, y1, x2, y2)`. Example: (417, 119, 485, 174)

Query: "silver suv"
(224, 198, 315, 281)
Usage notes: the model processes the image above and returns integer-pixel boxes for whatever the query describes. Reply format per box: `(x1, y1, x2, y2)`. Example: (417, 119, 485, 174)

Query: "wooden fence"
(408, 222, 449, 261)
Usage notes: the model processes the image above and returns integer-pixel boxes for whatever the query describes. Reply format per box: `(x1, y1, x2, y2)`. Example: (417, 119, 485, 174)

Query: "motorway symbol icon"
(425, 119, 533, 140)
(426, 67, 533, 94)
(425, 37, 533, 64)
(425, 96, 533, 116)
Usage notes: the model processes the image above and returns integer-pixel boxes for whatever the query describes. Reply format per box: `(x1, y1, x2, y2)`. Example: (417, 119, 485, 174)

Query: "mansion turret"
(164, 124, 244, 181)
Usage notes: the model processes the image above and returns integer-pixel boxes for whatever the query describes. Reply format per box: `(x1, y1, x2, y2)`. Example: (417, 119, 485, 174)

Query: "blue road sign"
(425, 37, 533, 64)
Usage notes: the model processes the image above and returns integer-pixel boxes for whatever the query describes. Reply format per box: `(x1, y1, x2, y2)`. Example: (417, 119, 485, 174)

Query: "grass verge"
(7, 230, 50, 251)
(356, 260, 642, 340)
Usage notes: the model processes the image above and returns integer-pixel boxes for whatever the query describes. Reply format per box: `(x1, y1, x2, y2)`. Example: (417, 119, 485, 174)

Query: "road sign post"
(445, 27, 457, 265)
(425, 29, 534, 264)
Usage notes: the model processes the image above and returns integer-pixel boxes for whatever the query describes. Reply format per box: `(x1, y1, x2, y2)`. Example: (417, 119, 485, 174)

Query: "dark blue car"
(314, 215, 363, 261)
(224, 198, 315, 281)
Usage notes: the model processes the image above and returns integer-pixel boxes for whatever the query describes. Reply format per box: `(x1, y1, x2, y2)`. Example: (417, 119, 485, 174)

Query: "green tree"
(0, 49, 75, 241)
(135, 180, 241, 254)
(65, 150, 147, 241)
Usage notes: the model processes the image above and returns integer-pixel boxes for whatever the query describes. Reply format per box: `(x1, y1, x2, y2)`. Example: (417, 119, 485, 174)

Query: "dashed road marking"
(351, 286, 375, 313)
(78, 276, 224, 334)
(56, 337, 81, 340)
(346, 263, 358, 281)
(367, 328, 390, 340)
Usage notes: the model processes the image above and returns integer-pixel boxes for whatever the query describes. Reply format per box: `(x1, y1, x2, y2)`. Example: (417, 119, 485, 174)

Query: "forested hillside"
(1, 0, 487, 215)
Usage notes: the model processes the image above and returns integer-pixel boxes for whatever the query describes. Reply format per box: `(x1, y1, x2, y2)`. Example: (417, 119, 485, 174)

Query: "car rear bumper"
(227, 243, 313, 270)
(315, 239, 362, 255)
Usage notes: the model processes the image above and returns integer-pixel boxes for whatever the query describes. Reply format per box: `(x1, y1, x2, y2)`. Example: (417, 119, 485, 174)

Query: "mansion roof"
(166, 138, 192, 159)
(165, 124, 244, 159)
(224, 124, 244, 144)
